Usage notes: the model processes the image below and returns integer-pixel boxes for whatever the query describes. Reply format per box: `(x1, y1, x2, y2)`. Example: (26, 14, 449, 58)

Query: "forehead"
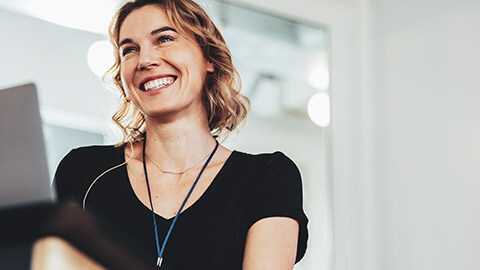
(119, 5, 172, 40)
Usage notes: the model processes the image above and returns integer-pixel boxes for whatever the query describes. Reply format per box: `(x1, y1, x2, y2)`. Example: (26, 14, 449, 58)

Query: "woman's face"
(118, 5, 213, 120)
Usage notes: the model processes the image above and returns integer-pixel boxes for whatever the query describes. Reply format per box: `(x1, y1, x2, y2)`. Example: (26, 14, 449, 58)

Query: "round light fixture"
(308, 92, 330, 127)
(87, 40, 114, 77)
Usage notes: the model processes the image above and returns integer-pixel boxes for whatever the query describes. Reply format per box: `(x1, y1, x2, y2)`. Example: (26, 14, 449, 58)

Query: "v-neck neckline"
(117, 145, 238, 221)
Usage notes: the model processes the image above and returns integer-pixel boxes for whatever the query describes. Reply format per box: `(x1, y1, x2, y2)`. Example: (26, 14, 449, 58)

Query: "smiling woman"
(53, 0, 308, 269)
(108, 0, 248, 144)
(117, 5, 214, 126)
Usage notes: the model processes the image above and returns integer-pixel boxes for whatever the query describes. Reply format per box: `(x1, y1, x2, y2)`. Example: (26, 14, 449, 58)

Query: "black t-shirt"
(54, 145, 308, 270)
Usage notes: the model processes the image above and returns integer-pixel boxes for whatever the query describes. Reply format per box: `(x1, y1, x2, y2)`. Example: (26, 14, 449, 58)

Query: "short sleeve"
(247, 152, 308, 263)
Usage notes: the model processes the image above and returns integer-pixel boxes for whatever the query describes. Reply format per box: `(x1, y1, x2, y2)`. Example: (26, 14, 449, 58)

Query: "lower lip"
(142, 81, 175, 95)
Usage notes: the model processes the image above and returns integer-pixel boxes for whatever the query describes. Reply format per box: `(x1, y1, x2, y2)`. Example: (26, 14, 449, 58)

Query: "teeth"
(143, 77, 174, 91)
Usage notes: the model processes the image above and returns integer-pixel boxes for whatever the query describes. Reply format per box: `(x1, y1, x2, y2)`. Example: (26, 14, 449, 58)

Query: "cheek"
(184, 53, 209, 82)
(120, 63, 135, 89)
(121, 58, 137, 76)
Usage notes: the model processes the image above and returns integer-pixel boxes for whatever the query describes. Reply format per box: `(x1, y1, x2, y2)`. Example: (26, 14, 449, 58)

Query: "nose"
(137, 46, 160, 71)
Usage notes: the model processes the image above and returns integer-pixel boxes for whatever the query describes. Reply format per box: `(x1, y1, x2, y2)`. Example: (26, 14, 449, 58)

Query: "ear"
(207, 61, 214, 73)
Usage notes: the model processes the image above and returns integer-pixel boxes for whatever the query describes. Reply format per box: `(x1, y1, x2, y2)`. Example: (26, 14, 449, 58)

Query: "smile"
(141, 76, 176, 91)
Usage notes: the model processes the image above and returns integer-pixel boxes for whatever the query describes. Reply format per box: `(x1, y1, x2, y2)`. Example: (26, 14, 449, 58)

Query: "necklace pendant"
(157, 257, 163, 267)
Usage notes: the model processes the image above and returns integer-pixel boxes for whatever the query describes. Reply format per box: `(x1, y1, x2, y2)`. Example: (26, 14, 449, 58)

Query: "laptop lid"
(0, 83, 54, 208)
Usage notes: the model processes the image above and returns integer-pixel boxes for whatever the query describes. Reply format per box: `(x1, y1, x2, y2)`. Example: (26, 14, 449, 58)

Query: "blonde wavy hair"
(105, 0, 249, 145)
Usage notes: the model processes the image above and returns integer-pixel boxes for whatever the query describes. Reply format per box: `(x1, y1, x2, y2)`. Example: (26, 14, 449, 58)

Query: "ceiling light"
(308, 92, 330, 127)
(87, 40, 114, 77)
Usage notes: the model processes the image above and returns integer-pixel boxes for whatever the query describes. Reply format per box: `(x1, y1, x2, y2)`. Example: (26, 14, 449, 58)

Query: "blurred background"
(0, 0, 479, 269)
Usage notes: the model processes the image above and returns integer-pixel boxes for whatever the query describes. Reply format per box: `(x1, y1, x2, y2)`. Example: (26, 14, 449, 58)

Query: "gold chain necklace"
(145, 151, 211, 175)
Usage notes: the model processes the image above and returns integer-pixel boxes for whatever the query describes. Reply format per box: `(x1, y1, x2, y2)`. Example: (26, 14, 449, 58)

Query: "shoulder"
(64, 144, 119, 159)
(60, 145, 121, 168)
(54, 144, 122, 204)
(234, 150, 301, 179)
(231, 150, 302, 199)
(57, 144, 124, 181)
(55, 144, 120, 171)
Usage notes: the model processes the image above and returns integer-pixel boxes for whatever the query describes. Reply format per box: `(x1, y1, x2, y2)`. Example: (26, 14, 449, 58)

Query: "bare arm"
(242, 217, 299, 270)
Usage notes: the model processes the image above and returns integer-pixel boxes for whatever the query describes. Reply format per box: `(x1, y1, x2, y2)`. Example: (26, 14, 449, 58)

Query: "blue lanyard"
(142, 133, 219, 268)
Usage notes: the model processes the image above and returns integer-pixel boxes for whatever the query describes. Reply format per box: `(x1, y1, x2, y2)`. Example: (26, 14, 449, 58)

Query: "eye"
(157, 35, 174, 44)
(121, 46, 137, 57)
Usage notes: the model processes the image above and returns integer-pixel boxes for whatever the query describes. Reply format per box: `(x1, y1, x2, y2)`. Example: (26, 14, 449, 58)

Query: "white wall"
(254, 0, 480, 270)
(369, 0, 480, 269)
(0, 8, 116, 133)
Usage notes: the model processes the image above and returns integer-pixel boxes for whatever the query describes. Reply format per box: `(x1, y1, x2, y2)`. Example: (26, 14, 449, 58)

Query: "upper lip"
(139, 74, 177, 90)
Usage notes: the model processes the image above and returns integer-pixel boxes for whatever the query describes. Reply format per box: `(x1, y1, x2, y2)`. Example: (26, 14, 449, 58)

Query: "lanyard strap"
(142, 133, 219, 267)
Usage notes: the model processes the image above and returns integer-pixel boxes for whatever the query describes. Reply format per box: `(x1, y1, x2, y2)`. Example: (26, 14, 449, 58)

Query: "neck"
(142, 115, 216, 172)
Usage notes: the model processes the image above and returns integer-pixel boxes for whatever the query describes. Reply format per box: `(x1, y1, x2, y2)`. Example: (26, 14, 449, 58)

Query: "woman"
(54, 0, 308, 269)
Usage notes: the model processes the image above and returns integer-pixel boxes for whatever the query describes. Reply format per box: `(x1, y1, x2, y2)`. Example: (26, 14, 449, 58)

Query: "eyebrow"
(151, 26, 176, 35)
(119, 26, 177, 47)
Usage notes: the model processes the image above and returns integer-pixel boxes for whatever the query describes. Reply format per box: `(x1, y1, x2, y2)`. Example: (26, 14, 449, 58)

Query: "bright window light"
(87, 40, 114, 77)
(308, 92, 330, 127)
